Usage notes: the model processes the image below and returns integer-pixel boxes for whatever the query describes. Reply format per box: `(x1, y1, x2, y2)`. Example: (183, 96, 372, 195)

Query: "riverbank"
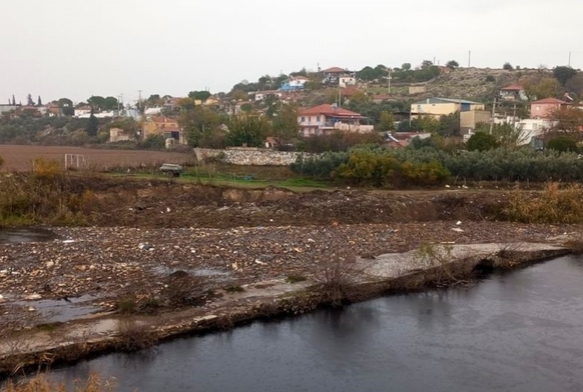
(0, 234, 571, 378)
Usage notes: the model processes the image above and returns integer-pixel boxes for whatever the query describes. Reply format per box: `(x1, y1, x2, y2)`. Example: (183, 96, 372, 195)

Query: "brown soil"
(0, 145, 195, 171)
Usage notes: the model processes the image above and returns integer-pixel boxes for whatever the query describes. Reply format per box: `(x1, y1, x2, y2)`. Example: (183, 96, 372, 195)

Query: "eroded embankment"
(0, 243, 569, 378)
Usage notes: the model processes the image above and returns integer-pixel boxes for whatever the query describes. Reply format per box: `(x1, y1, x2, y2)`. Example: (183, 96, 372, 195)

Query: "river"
(48, 255, 583, 391)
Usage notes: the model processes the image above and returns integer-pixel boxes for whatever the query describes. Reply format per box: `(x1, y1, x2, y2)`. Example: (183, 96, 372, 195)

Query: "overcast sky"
(2, 0, 581, 104)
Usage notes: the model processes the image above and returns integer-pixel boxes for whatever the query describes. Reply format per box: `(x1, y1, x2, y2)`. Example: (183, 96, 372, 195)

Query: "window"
(317, 116, 321, 122)
(536, 106, 540, 111)
(301, 116, 305, 122)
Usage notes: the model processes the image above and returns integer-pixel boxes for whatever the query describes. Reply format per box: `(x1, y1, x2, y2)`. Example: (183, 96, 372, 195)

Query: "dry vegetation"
(2, 373, 116, 392)
(504, 182, 583, 224)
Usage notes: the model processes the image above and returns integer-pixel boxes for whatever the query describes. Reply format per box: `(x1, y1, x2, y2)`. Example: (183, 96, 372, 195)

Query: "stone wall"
(194, 147, 312, 166)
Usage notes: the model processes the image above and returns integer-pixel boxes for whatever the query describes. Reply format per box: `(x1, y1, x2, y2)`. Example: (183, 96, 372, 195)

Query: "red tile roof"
(501, 84, 524, 91)
(530, 98, 569, 105)
(299, 104, 363, 118)
(322, 67, 347, 73)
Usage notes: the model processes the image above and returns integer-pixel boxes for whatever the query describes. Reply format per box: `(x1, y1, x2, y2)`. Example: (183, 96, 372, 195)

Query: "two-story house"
(297, 104, 373, 137)
(322, 67, 356, 88)
(142, 116, 186, 144)
(530, 97, 569, 119)
(499, 85, 527, 101)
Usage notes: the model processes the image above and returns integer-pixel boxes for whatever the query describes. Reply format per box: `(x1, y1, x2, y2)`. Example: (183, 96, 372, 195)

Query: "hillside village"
(1, 61, 583, 152)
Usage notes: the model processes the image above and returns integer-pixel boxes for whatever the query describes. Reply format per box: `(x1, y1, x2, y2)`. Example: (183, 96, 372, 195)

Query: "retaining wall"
(194, 147, 313, 166)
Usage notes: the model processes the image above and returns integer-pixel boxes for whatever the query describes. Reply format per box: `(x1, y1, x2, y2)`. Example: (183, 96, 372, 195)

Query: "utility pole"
(386, 70, 392, 95)
(489, 98, 497, 134)
(569, 51, 572, 67)
(468, 50, 471, 67)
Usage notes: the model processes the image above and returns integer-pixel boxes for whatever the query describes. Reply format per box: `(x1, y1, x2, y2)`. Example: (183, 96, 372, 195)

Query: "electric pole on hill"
(489, 98, 497, 134)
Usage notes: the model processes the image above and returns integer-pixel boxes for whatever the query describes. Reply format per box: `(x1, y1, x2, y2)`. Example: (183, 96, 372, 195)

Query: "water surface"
(50, 256, 583, 392)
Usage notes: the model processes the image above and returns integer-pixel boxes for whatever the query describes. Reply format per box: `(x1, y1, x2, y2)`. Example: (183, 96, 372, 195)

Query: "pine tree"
(12, 95, 16, 105)
(38, 96, 42, 106)
(27, 94, 34, 106)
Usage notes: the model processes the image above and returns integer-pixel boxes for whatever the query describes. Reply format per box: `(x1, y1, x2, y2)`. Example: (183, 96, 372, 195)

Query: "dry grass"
(504, 182, 583, 224)
(2, 372, 116, 392)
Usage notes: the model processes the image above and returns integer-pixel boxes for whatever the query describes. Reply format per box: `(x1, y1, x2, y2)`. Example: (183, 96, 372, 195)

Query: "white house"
(74, 106, 92, 118)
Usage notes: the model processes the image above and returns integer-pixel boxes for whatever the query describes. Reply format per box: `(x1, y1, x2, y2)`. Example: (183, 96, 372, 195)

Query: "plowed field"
(0, 145, 195, 171)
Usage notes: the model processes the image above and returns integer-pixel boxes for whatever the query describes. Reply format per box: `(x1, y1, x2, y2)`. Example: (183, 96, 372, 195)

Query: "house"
(322, 67, 356, 87)
(109, 127, 135, 143)
(142, 116, 186, 144)
(499, 85, 527, 101)
(280, 76, 309, 91)
(530, 98, 569, 119)
(74, 105, 92, 118)
(460, 110, 491, 131)
(253, 90, 283, 102)
(297, 104, 373, 137)
(0, 104, 19, 114)
(516, 119, 555, 146)
(411, 97, 485, 119)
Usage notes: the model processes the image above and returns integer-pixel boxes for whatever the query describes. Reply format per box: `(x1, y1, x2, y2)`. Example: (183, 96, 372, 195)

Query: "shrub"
(466, 132, 499, 152)
(547, 136, 579, 153)
(311, 249, 364, 307)
(139, 135, 166, 150)
(503, 182, 583, 223)
(32, 158, 62, 180)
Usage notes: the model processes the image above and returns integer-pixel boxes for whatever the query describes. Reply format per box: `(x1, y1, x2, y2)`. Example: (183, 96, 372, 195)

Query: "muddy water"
(0, 228, 56, 244)
(52, 256, 583, 391)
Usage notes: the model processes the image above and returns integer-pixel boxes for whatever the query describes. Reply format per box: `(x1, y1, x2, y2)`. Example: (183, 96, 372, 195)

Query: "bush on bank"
(0, 159, 96, 227)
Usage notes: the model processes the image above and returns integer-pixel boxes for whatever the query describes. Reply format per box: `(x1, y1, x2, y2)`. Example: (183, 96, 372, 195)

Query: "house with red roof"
(322, 66, 356, 87)
(297, 104, 373, 137)
(499, 84, 527, 101)
(530, 98, 569, 119)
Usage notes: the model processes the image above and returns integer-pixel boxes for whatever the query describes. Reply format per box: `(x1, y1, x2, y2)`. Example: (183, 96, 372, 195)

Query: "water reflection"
(44, 255, 583, 392)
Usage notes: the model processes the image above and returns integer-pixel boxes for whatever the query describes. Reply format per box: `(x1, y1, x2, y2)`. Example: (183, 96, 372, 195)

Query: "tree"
(230, 89, 248, 101)
(227, 114, 271, 147)
(177, 98, 195, 111)
(188, 91, 211, 102)
(438, 112, 460, 137)
(446, 60, 459, 70)
(503, 62, 514, 70)
(179, 106, 222, 147)
(401, 63, 411, 71)
(240, 103, 253, 112)
(27, 94, 34, 106)
(272, 103, 300, 144)
(58, 98, 74, 116)
(553, 66, 577, 86)
(565, 74, 583, 95)
(146, 94, 164, 107)
(103, 96, 119, 111)
(521, 76, 560, 100)
(86, 110, 99, 137)
(378, 111, 395, 132)
(466, 132, 499, 151)
(476, 123, 529, 148)
(546, 136, 578, 153)
(421, 60, 433, 69)
(37, 96, 42, 106)
(549, 106, 583, 135)
(11, 95, 16, 105)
